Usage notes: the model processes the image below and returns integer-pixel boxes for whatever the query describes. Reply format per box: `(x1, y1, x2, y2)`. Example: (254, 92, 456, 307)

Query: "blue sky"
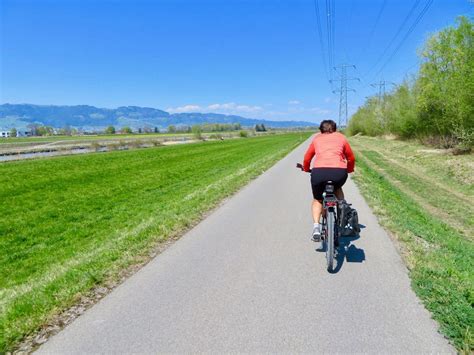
(1, 0, 472, 122)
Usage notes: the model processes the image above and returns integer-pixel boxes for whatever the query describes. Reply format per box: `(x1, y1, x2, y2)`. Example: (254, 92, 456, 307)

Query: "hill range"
(0, 104, 317, 131)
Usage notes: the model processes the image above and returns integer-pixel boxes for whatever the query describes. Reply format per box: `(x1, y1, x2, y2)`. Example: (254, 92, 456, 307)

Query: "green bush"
(105, 126, 116, 135)
(347, 98, 383, 136)
(192, 125, 202, 140)
(348, 16, 473, 150)
(385, 82, 419, 138)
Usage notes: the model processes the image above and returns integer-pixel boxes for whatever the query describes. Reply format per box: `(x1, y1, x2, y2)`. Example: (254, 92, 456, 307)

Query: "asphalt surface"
(37, 139, 453, 354)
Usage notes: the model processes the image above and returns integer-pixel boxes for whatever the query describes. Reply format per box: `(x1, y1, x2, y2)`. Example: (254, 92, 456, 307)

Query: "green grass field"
(0, 132, 310, 352)
(349, 136, 474, 352)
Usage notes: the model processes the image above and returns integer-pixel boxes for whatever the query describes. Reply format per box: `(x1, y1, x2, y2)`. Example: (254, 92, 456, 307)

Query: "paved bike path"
(38, 139, 453, 353)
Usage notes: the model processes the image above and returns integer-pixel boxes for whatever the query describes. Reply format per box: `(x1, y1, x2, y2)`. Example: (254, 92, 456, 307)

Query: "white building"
(16, 130, 30, 137)
(0, 130, 31, 138)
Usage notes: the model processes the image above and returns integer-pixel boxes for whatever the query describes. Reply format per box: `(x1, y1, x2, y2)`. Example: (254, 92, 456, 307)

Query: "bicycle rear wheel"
(326, 211, 336, 271)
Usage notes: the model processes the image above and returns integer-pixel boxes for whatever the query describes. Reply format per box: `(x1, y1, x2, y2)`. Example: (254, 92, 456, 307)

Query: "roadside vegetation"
(0, 133, 310, 352)
(347, 17, 473, 351)
(349, 136, 473, 352)
(348, 17, 473, 153)
(2, 121, 288, 144)
(0, 130, 304, 163)
(0, 132, 193, 145)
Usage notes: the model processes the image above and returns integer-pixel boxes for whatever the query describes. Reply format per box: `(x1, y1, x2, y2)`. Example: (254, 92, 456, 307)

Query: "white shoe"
(312, 225, 321, 242)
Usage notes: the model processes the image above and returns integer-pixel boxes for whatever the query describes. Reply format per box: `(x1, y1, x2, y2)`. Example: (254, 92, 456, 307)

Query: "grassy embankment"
(0, 132, 310, 352)
(0, 132, 193, 144)
(0, 131, 282, 158)
(0, 130, 285, 147)
(349, 136, 473, 352)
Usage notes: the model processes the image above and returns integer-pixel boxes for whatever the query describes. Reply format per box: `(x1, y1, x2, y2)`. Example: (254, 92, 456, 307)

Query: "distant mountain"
(0, 103, 317, 131)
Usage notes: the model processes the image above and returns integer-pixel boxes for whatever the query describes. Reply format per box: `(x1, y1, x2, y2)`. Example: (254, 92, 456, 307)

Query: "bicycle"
(297, 163, 340, 272)
(321, 181, 339, 271)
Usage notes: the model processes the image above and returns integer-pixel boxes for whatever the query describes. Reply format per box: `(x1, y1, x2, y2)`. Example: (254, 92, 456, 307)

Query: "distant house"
(16, 130, 31, 137)
(0, 130, 31, 138)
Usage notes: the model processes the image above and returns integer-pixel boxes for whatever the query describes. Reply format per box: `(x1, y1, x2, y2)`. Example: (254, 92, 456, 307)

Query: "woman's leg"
(312, 199, 323, 223)
(335, 170, 348, 200)
(335, 188, 344, 200)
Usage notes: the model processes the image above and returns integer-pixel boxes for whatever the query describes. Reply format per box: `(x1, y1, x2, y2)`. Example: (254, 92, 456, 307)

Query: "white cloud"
(235, 104, 263, 113)
(207, 102, 236, 110)
(207, 102, 262, 114)
(166, 104, 202, 113)
(164, 101, 330, 122)
(166, 102, 263, 116)
(309, 107, 331, 114)
(287, 106, 331, 115)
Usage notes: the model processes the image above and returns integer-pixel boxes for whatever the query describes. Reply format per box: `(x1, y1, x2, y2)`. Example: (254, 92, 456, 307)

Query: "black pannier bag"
(338, 200, 361, 236)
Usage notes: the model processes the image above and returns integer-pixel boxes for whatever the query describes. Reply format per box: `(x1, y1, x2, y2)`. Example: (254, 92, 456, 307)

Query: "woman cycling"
(302, 120, 355, 241)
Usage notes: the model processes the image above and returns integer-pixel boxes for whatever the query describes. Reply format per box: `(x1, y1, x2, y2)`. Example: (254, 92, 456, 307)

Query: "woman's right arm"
(303, 143, 315, 172)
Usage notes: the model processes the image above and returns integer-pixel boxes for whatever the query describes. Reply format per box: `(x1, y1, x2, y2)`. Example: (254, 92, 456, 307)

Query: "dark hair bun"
(319, 120, 337, 133)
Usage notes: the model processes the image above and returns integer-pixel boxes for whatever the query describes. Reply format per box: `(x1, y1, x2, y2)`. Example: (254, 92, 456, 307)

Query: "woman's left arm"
(343, 140, 355, 173)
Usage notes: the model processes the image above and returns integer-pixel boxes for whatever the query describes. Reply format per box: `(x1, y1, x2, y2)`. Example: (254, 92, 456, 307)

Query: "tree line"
(168, 123, 243, 133)
(8, 122, 269, 137)
(347, 17, 473, 152)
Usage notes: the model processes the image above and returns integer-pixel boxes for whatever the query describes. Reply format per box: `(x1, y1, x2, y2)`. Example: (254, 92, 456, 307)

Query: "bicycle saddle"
(324, 181, 335, 193)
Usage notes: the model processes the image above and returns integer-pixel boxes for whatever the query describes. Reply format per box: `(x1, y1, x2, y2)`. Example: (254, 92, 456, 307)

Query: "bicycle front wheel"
(326, 211, 336, 272)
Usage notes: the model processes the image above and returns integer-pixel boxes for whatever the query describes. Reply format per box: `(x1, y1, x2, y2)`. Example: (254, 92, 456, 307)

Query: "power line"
(312, 0, 330, 81)
(370, 80, 396, 104)
(331, 0, 336, 72)
(331, 64, 360, 127)
(343, 0, 356, 63)
(325, 0, 337, 83)
(372, 0, 434, 80)
(325, 0, 333, 81)
(364, 0, 421, 79)
(355, 0, 387, 64)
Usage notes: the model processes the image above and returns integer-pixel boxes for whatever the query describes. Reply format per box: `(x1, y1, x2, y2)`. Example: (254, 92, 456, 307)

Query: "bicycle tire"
(326, 211, 335, 271)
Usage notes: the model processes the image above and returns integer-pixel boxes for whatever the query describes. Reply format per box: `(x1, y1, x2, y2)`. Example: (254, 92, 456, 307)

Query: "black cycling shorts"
(311, 168, 348, 200)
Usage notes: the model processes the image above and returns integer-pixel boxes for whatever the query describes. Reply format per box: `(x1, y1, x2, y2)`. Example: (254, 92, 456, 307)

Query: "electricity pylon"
(370, 80, 396, 129)
(370, 80, 396, 106)
(331, 64, 359, 128)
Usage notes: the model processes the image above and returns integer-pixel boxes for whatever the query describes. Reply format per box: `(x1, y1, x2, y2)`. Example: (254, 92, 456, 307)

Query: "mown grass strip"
(354, 148, 473, 238)
(352, 138, 472, 206)
(352, 146, 473, 352)
(0, 133, 310, 352)
(352, 136, 474, 196)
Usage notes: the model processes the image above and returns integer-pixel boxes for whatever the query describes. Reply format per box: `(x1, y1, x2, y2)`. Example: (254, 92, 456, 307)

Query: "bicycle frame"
(322, 183, 339, 272)
(295, 163, 340, 272)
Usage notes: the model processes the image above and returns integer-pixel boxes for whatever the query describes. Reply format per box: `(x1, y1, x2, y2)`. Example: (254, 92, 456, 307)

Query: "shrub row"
(348, 17, 473, 152)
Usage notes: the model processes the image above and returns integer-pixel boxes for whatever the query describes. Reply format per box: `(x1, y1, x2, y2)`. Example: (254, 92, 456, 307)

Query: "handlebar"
(296, 163, 309, 172)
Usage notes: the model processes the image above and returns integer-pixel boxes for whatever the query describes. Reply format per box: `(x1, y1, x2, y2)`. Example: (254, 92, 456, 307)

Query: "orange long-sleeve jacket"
(303, 132, 355, 173)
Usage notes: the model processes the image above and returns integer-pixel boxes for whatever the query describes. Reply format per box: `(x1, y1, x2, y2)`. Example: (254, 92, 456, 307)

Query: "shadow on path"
(315, 224, 366, 274)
